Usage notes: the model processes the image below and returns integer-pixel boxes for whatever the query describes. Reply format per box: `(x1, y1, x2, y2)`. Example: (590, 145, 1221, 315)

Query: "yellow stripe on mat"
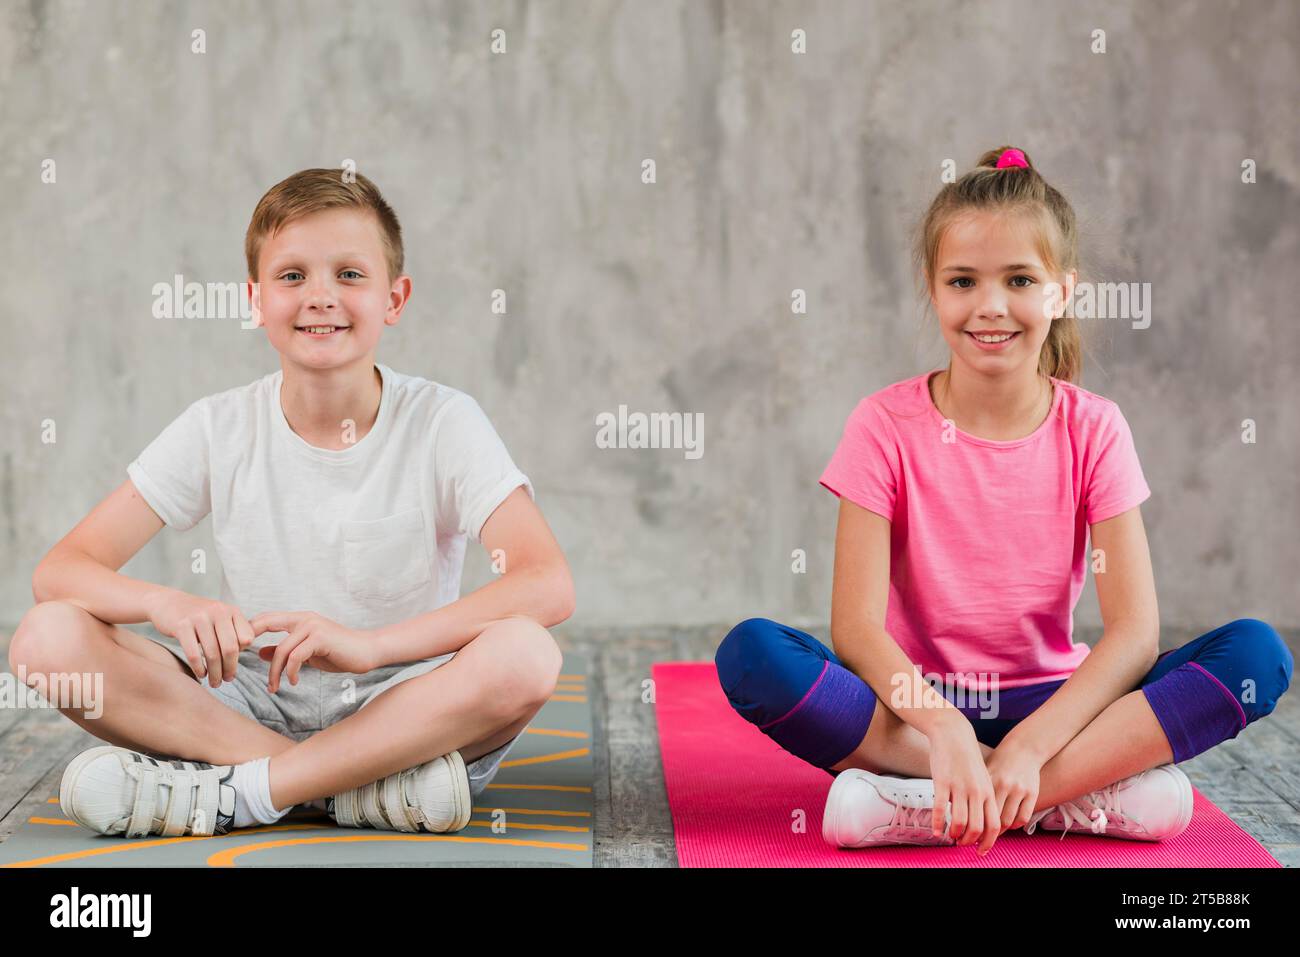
(1, 822, 326, 868)
(206, 834, 587, 867)
(472, 806, 590, 817)
(466, 820, 589, 833)
(500, 747, 588, 768)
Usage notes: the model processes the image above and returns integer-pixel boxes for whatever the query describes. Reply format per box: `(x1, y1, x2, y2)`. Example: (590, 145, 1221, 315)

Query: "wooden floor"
(2, 622, 1297, 867)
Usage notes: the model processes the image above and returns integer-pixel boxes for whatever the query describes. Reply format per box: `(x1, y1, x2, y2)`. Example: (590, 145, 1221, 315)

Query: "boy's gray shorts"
(136, 626, 520, 801)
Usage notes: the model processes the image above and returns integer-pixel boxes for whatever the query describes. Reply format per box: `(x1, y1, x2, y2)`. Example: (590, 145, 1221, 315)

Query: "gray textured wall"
(2, 0, 1297, 631)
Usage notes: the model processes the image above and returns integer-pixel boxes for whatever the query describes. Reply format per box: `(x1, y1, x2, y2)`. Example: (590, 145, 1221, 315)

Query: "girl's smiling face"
(248, 207, 409, 368)
(930, 210, 1075, 374)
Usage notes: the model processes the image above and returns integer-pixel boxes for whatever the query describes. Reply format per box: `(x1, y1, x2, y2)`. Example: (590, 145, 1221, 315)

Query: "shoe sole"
(822, 768, 866, 846)
(405, 750, 473, 833)
(823, 769, 909, 848)
(60, 744, 130, 833)
(1163, 765, 1195, 840)
(442, 750, 472, 832)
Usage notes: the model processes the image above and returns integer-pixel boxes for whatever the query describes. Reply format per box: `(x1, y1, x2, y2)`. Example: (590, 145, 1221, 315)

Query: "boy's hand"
(145, 588, 255, 688)
(250, 611, 379, 694)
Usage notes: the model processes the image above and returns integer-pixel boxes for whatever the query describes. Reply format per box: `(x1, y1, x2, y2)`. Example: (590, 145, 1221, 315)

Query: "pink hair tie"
(996, 148, 1028, 169)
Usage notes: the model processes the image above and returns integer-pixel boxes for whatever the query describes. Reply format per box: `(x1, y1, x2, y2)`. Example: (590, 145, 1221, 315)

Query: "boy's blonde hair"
(245, 168, 404, 284)
(913, 146, 1088, 384)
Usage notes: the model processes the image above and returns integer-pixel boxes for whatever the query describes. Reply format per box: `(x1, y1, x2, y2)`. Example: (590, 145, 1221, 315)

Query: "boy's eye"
(278, 270, 364, 281)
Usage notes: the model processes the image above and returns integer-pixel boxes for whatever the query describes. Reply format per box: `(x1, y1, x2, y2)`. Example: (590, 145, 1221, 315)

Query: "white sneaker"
(1025, 764, 1194, 842)
(60, 745, 236, 838)
(823, 769, 956, 848)
(329, 751, 472, 833)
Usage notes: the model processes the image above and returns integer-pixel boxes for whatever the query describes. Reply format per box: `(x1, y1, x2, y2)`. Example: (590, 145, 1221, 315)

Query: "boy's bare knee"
(475, 618, 563, 719)
(8, 601, 96, 675)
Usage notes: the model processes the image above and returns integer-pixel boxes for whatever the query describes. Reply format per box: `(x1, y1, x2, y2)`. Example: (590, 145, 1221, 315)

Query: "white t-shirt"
(127, 362, 532, 636)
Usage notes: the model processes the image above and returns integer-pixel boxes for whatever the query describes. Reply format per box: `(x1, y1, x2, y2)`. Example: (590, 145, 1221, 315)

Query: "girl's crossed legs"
(715, 617, 1293, 818)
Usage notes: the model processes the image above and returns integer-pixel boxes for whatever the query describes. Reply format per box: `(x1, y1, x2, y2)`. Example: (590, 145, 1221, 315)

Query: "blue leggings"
(715, 617, 1293, 773)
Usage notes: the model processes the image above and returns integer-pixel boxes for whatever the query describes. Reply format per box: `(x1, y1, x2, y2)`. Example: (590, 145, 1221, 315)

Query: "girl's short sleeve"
(819, 398, 899, 522)
(1085, 403, 1151, 525)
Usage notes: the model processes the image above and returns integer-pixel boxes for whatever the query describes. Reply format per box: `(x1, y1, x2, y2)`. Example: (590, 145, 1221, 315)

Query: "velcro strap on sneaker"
(126, 765, 159, 838)
(189, 770, 220, 836)
(360, 780, 392, 830)
(335, 774, 422, 833)
(381, 772, 419, 832)
(161, 768, 195, 836)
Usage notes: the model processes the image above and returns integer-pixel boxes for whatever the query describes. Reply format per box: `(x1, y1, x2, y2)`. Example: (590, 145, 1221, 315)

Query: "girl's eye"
(947, 276, 1036, 289)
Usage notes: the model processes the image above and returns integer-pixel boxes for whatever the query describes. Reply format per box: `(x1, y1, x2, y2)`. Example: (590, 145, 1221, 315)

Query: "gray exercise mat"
(0, 655, 593, 868)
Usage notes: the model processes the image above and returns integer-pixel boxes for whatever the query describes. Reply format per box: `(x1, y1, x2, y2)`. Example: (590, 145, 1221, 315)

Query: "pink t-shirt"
(819, 370, 1151, 690)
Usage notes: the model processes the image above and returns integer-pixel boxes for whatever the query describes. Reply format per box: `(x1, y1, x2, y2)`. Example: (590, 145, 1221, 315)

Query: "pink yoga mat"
(654, 662, 1281, 868)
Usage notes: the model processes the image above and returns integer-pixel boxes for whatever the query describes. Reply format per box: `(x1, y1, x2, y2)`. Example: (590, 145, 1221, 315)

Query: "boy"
(10, 168, 574, 838)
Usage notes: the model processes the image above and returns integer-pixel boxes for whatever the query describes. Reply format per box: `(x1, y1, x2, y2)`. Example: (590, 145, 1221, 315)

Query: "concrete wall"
(2, 0, 1296, 630)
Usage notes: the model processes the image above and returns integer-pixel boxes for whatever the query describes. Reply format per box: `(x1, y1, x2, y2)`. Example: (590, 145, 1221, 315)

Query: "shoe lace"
(889, 787, 943, 833)
(1025, 780, 1120, 840)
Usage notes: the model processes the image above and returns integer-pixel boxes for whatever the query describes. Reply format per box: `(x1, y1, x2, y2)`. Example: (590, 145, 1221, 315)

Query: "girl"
(715, 146, 1293, 857)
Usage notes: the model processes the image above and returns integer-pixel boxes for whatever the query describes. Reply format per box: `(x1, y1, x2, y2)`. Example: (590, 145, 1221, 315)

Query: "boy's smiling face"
(249, 207, 410, 370)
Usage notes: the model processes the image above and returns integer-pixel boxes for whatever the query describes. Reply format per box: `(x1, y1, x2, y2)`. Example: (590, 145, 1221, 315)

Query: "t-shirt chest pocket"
(341, 508, 434, 601)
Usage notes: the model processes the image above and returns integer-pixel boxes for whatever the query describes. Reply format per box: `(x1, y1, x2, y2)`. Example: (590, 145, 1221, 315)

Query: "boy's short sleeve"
(818, 398, 899, 522)
(1085, 403, 1152, 525)
(126, 399, 213, 531)
(432, 393, 534, 543)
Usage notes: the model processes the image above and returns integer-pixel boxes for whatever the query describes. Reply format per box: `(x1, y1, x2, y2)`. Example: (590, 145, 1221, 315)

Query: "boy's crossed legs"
(8, 600, 561, 833)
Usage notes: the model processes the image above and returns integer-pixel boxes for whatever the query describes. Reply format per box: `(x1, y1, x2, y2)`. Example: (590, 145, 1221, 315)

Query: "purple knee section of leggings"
(1141, 662, 1247, 764)
(761, 660, 874, 770)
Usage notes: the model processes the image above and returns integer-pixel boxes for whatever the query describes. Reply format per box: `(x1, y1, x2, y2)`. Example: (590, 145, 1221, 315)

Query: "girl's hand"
(249, 611, 379, 694)
(926, 714, 1002, 856)
(985, 739, 1044, 834)
(145, 587, 254, 688)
